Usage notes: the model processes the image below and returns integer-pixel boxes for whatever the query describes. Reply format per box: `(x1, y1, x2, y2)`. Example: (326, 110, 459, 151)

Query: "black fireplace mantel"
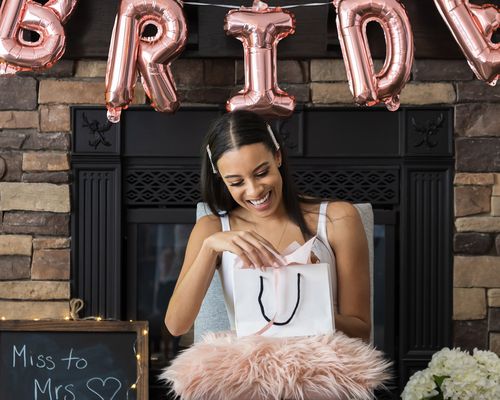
(71, 105, 453, 397)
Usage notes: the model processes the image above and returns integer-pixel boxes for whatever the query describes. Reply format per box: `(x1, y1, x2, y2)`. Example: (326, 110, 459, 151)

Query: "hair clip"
(267, 124, 280, 151)
(206, 144, 218, 174)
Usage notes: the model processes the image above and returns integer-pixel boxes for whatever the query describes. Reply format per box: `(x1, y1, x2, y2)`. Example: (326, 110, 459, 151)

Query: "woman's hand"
(205, 230, 285, 270)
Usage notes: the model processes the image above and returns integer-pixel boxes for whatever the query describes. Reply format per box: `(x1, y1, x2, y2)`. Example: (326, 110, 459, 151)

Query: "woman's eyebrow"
(223, 162, 269, 179)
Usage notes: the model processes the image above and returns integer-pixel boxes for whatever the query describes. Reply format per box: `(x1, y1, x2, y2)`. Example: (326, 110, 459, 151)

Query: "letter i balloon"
(224, 0, 296, 118)
(105, 0, 187, 123)
(0, 0, 77, 74)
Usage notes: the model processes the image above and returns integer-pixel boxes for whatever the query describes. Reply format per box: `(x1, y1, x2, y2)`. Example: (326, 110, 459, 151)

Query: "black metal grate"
(294, 169, 399, 205)
(125, 167, 398, 206)
(125, 168, 201, 206)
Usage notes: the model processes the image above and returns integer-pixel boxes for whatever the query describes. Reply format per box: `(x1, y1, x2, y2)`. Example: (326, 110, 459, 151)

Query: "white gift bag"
(232, 237, 336, 337)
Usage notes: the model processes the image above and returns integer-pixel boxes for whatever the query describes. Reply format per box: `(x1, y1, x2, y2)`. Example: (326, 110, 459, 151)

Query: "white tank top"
(218, 201, 338, 330)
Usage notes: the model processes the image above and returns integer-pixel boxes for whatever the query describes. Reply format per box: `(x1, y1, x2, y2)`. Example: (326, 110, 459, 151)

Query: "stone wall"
(0, 58, 499, 354)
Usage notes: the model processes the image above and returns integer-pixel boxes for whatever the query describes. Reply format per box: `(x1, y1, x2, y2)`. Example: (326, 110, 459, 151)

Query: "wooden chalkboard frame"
(0, 320, 149, 400)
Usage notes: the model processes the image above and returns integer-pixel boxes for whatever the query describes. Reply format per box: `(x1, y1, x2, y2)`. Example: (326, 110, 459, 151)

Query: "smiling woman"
(164, 110, 371, 343)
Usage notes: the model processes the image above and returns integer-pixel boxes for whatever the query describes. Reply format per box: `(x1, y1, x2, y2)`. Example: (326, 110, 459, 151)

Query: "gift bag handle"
(258, 273, 301, 326)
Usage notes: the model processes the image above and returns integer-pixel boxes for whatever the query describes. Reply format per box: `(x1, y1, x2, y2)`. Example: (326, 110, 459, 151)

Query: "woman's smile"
(247, 191, 272, 210)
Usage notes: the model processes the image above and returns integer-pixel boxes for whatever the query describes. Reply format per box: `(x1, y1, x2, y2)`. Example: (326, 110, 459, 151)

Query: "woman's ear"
(275, 150, 282, 167)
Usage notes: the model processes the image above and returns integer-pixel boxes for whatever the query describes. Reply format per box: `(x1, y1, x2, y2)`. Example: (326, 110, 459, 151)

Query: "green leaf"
(433, 375, 448, 387)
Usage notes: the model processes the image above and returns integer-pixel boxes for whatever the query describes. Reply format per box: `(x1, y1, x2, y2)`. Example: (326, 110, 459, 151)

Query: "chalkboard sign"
(0, 320, 148, 400)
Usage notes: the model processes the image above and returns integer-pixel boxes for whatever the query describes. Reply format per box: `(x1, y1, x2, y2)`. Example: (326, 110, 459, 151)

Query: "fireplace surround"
(71, 105, 453, 398)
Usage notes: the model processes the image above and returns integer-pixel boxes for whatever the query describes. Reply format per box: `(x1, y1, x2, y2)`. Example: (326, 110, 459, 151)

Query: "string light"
(1, 316, 6, 321)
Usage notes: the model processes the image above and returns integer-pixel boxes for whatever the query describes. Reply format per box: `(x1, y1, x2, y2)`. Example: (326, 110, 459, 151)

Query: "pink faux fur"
(160, 331, 392, 400)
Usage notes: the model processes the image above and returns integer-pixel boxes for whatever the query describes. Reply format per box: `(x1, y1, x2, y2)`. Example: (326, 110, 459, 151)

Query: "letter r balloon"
(434, 0, 500, 86)
(105, 0, 187, 123)
(0, 0, 77, 74)
(224, 1, 296, 118)
(334, 0, 414, 111)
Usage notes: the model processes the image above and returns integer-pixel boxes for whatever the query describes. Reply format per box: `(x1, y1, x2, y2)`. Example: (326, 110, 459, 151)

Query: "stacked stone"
(0, 61, 146, 319)
(0, 57, 499, 355)
(454, 125, 500, 353)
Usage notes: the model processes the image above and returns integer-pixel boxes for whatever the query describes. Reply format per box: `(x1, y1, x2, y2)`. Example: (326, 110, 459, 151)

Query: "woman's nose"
(246, 180, 264, 197)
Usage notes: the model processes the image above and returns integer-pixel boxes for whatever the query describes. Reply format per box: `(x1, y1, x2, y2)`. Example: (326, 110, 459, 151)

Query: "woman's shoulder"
(194, 214, 223, 236)
(325, 201, 360, 221)
(300, 199, 359, 220)
(324, 201, 366, 245)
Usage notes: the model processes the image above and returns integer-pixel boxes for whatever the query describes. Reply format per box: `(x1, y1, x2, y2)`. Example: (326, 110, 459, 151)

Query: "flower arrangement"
(401, 347, 500, 400)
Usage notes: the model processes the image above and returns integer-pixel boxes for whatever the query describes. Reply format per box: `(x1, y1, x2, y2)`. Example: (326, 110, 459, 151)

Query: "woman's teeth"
(249, 192, 270, 205)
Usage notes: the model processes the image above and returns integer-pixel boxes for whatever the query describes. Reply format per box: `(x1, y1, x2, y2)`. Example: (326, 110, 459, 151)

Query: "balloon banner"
(333, 0, 414, 111)
(224, 0, 296, 118)
(434, 0, 500, 86)
(0, 0, 77, 74)
(106, 0, 187, 123)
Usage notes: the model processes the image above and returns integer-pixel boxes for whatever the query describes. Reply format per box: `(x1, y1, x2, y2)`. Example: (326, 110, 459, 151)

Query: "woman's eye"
(229, 181, 243, 187)
(256, 170, 269, 177)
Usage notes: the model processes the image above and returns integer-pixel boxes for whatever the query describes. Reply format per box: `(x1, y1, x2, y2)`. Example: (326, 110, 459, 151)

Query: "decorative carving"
(125, 167, 398, 205)
(294, 169, 399, 204)
(82, 113, 113, 149)
(411, 113, 444, 149)
(125, 169, 201, 205)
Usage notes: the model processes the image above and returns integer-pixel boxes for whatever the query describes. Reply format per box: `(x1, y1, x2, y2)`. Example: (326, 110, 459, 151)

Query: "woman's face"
(217, 143, 283, 218)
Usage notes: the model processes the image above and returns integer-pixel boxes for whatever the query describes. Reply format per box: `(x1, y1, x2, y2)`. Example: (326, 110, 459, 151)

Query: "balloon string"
(182, 1, 330, 9)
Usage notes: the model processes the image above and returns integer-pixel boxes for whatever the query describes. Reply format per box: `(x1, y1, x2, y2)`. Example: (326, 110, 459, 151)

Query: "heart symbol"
(86, 377, 122, 400)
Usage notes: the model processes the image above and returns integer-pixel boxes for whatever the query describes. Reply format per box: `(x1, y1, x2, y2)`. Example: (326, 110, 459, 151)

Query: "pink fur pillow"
(161, 331, 392, 400)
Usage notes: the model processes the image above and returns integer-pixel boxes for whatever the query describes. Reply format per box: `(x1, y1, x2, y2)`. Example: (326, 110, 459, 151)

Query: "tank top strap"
(316, 201, 329, 239)
(220, 213, 231, 232)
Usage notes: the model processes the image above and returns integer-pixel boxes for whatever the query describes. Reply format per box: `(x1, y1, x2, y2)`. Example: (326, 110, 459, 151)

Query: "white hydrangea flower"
(402, 348, 500, 400)
(401, 369, 438, 400)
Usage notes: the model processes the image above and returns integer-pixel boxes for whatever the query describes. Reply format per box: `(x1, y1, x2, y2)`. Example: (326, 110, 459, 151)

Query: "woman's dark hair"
(201, 110, 318, 239)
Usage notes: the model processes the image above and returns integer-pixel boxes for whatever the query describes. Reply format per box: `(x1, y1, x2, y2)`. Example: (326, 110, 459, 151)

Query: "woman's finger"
(242, 231, 285, 266)
(224, 241, 254, 268)
(233, 234, 267, 269)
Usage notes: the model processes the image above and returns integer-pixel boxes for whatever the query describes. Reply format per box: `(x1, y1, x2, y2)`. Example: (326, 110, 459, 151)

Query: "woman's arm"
(327, 202, 371, 342)
(165, 214, 285, 336)
(164, 215, 221, 336)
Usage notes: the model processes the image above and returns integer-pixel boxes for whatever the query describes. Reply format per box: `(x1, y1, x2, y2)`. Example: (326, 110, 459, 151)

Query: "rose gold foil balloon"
(106, 0, 187, 123)
(333, 0, 414, 111)
(434, 0, 500, 86)
(225, 0, 296, 118)
(0, 0, 77, 74)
